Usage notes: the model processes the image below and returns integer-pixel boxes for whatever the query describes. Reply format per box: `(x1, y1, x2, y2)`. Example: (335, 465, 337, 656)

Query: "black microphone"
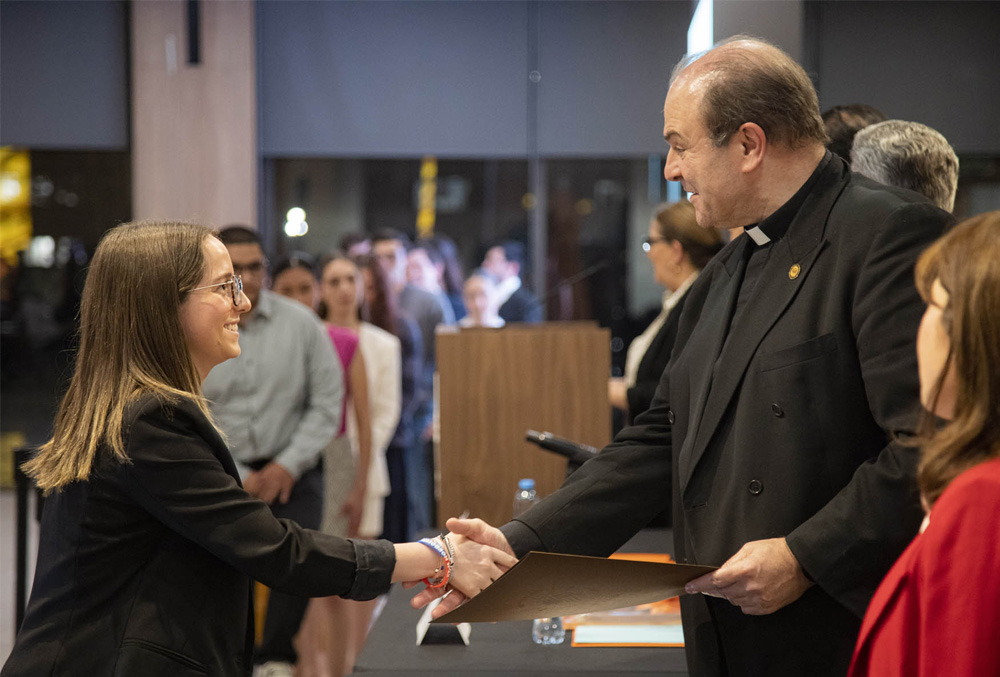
(525, 430, 599, 468)
(528, 260, 610, 310)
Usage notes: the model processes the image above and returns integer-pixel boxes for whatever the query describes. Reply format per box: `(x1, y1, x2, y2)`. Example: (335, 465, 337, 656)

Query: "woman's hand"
(407, 517, 517, 618)
(339, 481, 366, 537)
(608, 377, 628, 411)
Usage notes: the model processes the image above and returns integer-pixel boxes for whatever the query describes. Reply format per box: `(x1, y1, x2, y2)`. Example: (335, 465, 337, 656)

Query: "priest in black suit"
(416, 36, 953, 677)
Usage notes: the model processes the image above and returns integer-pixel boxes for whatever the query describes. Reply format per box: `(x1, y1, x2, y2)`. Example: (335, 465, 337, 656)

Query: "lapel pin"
(788, 264, 801, 280)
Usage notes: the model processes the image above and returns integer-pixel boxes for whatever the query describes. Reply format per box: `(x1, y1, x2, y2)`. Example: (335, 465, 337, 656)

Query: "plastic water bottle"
(513, 479, 566, 645)
(532, 616, 566, 645)
(513, 478, 537, 517)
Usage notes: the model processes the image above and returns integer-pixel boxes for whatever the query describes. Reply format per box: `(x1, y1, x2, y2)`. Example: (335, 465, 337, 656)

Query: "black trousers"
(253, 463, 324, 665)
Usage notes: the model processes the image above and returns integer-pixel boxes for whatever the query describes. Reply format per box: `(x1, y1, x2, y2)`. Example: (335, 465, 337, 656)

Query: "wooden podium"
(435, 323, 611, 529)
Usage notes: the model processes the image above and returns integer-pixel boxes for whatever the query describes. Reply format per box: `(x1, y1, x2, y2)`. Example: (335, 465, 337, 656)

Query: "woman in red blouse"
(849, 211, 1000, 676)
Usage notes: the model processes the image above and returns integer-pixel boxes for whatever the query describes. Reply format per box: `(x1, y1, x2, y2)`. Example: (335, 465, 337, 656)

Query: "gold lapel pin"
(788, 263, 801, 280)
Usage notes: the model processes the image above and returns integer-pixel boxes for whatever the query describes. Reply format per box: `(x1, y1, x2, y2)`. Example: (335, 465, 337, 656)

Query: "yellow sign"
(1, 147, 32, 265)
(416, 156, 437, 239)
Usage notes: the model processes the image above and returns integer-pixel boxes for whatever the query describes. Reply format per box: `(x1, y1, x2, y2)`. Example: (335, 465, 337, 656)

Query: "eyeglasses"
(190, 274, 244, 306)
(642, 237, 667, 253)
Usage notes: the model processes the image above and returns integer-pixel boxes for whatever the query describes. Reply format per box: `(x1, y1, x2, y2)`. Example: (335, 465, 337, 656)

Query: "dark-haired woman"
(849, 211, 1000, 676)
(2, 222, 515, 677)
(354, 252, 424, 544)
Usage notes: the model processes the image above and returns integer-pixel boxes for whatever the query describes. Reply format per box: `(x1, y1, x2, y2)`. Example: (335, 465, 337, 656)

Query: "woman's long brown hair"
(24, 221, 216, 492)
(914, 211, 1000, 507)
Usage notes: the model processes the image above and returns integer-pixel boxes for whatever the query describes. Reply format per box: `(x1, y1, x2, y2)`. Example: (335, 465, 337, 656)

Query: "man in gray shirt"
(203, 226, 343, 677)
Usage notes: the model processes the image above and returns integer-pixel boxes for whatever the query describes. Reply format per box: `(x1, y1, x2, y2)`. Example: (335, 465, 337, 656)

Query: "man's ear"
(509, 261, 521, 277)
(737, 122, 766, 173)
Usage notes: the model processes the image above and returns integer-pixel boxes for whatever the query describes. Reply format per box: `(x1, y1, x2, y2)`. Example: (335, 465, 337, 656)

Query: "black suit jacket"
(3, 395, 393, 677)
(502, 155, 952, 675)
(499, 284, 543, 323)
(626, 290, 690, 424)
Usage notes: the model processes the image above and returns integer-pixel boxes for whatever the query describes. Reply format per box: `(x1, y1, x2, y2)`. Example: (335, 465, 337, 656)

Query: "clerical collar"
(742, 151, 832, 246)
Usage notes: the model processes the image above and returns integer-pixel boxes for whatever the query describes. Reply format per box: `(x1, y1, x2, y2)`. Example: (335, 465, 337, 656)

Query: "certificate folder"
(433, 551, 716, 624)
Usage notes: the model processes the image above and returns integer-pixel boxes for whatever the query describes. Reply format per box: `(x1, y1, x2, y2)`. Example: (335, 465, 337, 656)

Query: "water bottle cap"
(518, 478, 535, 490)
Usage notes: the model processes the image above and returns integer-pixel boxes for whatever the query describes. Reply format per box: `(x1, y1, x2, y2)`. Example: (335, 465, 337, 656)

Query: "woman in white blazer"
(297, 252, 403, 677)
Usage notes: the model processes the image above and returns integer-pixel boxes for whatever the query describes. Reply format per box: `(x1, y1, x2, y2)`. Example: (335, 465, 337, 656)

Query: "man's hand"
(684, 538, 813, 615)
(243, 462, 295, 505)
(408, 517, 516, 618)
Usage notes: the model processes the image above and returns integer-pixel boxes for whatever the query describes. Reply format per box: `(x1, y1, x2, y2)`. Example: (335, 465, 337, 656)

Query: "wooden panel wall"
(131, 0, 256, 227)
(436, 324, 612, 529)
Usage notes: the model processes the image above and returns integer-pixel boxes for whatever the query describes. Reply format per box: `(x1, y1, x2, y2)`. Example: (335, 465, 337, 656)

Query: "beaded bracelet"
(425, 557, 451, 589)
(418, 537, 452, 588)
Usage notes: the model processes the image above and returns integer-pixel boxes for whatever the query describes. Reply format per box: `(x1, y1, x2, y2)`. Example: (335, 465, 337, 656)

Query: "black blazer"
(499, 284, 543, 324)
(501, 155, 952, 675)
(625, 290, 690, 424)
(3, 395, 394, 677)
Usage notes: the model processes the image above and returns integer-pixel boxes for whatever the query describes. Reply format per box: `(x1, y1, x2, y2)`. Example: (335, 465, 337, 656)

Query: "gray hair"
(851, 120, 959, 212)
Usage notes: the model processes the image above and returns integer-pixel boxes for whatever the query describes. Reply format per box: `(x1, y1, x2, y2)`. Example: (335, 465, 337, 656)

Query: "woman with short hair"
(2, 221, 514, 677)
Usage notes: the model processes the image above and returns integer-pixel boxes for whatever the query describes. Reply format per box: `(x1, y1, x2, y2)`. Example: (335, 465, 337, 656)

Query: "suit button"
(748, 480, 764, 495)
(771, 403, 784, 417)
(666, 408, 676, 425)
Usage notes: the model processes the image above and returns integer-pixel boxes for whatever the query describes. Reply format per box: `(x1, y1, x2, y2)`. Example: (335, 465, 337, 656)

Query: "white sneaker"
(254, 661, 295, 677)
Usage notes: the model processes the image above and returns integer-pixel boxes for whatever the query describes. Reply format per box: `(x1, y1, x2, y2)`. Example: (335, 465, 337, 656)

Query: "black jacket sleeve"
(123, 398, 395, 600)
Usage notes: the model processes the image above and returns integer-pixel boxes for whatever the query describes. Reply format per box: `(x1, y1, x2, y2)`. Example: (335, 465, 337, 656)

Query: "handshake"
(399, 517, 814, 619)
(402, 518, 517, 620)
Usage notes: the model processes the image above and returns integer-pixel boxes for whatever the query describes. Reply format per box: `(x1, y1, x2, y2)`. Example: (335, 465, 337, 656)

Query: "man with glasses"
(203, 225, 343, 677)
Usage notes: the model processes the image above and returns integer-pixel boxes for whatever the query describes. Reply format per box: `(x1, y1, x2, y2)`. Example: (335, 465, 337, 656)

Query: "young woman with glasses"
(3, 221, 515, 677)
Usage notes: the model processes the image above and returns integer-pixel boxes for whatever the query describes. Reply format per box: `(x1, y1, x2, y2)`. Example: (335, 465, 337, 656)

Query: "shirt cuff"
(500, 519, 545, 558)
(272, 448, 319, 482)
(346, 538, 395, 600)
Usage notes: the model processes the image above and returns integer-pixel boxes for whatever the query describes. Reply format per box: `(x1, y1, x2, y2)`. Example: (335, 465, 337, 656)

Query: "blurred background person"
(459, 272, 504, 328)
(353, 253, 421, 543)
(405, 244, 454, 326)
(318, 253, 399, 543)
(849, 211, 1000, 676)
(424, 235, 466, 321)
(608, 201, 723, 425)
(340, 232, 370, 257)
(822, 103, 887, 162)
(371, 229, 450, 533)
(851, 119, 960, 212)
(481, 240, 542, 324)
(272, 251, 321, 310)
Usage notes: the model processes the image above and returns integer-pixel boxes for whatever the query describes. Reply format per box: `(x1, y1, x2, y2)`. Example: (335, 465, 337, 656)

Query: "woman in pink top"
(849, 211, 1000, 676)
